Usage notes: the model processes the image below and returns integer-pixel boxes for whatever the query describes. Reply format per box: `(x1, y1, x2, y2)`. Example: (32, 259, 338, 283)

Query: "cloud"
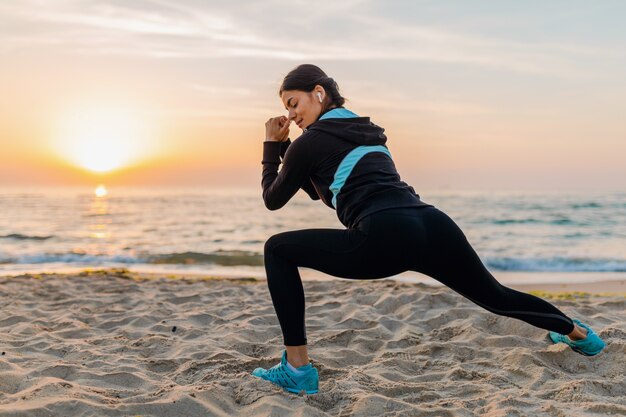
(0, 0, 621, 78)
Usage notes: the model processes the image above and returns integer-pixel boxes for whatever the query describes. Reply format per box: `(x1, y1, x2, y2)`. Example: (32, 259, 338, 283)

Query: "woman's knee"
(264, 233, 277, 253)
(264, 233, 286, 257)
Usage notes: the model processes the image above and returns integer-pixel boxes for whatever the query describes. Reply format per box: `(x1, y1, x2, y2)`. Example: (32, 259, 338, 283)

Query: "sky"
(1, 0, 625, 192)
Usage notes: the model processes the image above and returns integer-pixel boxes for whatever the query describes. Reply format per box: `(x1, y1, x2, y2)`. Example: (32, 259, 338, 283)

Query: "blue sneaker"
(549, 318, 606, 356)
(251, 350, 319, 394)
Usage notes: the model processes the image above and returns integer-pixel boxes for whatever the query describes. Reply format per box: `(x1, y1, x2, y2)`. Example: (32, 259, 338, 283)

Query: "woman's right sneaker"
(251, 350, 319, 394)
(549, 318, 606, 356)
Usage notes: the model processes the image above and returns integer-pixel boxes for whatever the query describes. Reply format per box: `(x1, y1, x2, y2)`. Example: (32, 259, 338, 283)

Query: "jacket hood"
(306, 116, 387, 146)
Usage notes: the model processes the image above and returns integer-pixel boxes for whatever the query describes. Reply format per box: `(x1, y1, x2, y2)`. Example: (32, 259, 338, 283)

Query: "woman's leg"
(411, 207, 577, 335)
(263, 212, 413, 365)
(264, 205, 581, 368)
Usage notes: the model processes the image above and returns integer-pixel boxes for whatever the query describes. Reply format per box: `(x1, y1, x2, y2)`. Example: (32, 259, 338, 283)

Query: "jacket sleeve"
(280, 138, 320, 201)
(261, 137, 316, 210)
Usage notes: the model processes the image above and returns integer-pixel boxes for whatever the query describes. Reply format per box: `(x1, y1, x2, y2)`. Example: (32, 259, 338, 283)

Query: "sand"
(0, 268, 624, 417)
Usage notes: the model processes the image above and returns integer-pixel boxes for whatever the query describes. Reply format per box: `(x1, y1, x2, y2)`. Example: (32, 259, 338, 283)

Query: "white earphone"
(317, 92, 323, 103)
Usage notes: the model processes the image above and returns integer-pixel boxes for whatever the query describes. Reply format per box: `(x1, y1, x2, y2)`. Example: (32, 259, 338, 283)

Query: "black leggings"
(264, 205, 575, 346)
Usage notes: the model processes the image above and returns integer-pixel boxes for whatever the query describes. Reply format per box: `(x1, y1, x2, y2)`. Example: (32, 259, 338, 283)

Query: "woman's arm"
(261, 136, 316, 210)
(279, 139, 320, 201)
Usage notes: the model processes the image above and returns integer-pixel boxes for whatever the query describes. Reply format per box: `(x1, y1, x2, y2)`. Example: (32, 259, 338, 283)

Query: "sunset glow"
(54, 106, 152, 174)
(1, 1, 625, 190)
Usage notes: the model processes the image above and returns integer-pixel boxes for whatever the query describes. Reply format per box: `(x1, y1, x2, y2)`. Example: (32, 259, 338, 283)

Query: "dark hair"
(278, 64, 347, 115)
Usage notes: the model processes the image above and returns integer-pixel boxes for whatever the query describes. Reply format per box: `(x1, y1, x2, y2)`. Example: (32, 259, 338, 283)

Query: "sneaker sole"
(570, 345, 604, 356)
(285, 387, 318, 394)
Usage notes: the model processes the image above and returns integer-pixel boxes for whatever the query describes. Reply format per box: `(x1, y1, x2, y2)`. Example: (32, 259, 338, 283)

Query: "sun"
(54, 105, 153, 174)
(94, 184, 108, 197)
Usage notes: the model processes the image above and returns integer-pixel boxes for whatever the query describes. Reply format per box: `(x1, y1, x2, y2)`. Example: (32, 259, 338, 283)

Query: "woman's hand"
(265, 116, 291, 142)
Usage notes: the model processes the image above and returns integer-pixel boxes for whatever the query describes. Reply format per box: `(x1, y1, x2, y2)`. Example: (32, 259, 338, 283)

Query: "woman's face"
(281, 86, 325, 131)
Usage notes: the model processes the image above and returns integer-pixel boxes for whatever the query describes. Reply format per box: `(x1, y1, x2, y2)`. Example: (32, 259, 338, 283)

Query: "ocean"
(1, 186, 625, 285)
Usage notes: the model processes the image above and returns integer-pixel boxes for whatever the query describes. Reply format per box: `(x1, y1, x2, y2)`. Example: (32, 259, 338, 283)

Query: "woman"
(251, 64, 605, 395)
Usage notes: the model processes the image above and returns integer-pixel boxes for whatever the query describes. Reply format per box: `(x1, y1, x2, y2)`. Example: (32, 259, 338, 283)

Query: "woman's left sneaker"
(251, 350, 319, 394)
(548, 318, 606, 356)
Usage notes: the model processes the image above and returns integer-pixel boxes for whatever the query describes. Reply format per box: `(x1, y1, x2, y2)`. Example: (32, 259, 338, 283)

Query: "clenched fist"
(265, 116, 291, 142)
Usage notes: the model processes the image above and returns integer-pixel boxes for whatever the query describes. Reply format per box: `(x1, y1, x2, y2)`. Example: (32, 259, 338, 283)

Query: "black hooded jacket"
(261, 109, 433, 228)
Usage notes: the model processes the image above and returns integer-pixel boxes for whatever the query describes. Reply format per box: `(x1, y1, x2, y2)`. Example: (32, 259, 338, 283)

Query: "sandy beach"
(1, 268, 624, 416)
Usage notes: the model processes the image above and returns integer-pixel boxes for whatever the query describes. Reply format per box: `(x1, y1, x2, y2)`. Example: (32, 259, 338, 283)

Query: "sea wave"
(1, 250, 264, 267)
(485, 257, 626, 272)
(0, 233, 54, 241)
(2, 250, 625, 272)
(4, 253, 141, 264)
(488, 218, 583, 226)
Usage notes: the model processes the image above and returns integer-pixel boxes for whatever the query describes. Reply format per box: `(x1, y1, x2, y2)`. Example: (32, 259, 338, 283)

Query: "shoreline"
(511, 280, 626, 296)
(2, 268, 625, 297)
